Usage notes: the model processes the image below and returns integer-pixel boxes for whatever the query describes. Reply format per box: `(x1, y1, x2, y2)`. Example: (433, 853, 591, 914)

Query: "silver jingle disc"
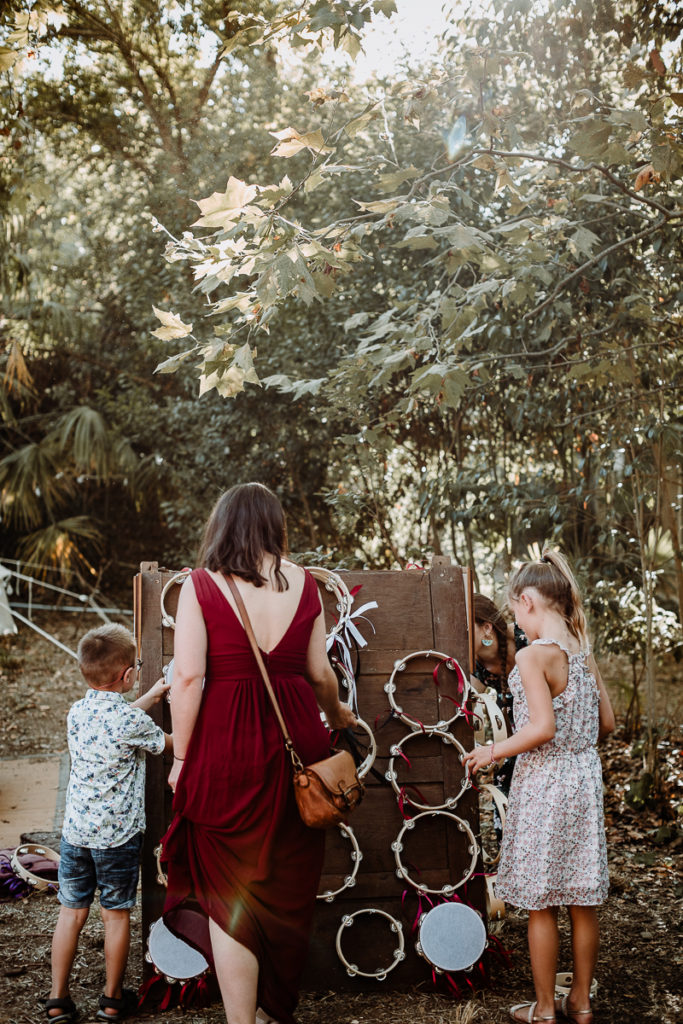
(417, 901, 486, 973)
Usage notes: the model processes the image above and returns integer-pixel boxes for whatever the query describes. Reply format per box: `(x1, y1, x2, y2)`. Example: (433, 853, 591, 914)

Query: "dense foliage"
(1, 0, 681, 663)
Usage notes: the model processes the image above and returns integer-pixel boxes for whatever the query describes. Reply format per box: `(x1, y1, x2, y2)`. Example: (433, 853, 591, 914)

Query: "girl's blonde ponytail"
(507, 548, 589, 649)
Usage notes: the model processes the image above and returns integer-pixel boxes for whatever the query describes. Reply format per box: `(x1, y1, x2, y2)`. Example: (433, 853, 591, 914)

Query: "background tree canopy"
(1, 0, 681, 658)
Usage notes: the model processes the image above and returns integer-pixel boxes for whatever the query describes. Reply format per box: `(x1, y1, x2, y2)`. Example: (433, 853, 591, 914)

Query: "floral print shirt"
(62, 689, 165, 849)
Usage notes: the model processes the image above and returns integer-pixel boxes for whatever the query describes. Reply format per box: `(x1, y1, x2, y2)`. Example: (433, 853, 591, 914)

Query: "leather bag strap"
(225, 575, 303, 771)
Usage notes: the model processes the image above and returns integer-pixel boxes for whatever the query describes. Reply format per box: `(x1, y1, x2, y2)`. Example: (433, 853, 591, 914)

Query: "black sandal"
(95, 989, 138, 1022)
(44, 996, 78, 1024)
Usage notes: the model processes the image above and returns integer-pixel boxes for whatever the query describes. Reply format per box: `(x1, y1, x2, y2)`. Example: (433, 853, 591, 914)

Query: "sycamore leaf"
(344, 107, 379, 137)
(269, 127, 334, 158)
(393, 229, 438, 250)
(0, 47, 17, 72)
(378, 166, 419, 191)
(344, 311, 371, 332)
(650, 49, 666, 75)
(154, 349, 196, 374)
(211, 292, 253, 315)
(199, 345, 260, 399)
(151, 306, 193, 340)
(494, 167, 517, 194)
(353, 198, 401, 214)
(568, 227, 601, 257)
(634, 164, 660, 190)
(192, 177, 259, 229)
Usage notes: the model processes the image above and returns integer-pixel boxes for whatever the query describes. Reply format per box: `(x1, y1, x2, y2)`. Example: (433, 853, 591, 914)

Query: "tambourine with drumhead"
(384, 650, 470, 732)
(415, 900, 487, 974)
(385, 728, 470, 812)
(145, 912, 210, 984)
(10, 843, 60, 893)
(335, 908, 405, 980)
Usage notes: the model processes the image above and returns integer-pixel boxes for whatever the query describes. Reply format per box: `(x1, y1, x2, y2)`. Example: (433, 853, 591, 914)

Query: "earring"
(481, 635, 494, 648)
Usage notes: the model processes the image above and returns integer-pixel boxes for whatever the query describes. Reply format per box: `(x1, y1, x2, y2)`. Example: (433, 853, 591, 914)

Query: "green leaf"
(345, 107, 379, 137)
(377, 166, 419, 192)
(568, 226, 601, 257)
(568, 122, 611, 159)
(154, 349, 197, 374)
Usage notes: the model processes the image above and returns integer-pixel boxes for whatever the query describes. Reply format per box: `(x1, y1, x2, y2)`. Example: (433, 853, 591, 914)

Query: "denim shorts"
(58, 832, 143, 910)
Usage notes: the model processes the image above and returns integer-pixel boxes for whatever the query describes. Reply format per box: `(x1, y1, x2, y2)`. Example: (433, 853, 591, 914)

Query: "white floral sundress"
(496, 639, 609, 910)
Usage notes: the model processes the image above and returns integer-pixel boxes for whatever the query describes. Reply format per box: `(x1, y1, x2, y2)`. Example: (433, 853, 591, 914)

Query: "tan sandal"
(555, 994, 593, 1024)
(509, 1002, 556, 1023)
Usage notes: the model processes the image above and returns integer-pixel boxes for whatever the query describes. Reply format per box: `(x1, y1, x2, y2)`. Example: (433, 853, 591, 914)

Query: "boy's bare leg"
(49, 907, 89, 1013)
(100, 908, 131, 1014)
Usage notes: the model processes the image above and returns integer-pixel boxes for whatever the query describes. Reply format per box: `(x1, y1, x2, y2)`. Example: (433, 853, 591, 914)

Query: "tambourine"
(478, 782, 508, 867)
(307, 566, 353, 643)
(386, 729, 470, 812)
(415, 900, 487, 973)
(317, 822, 362, 902)
(160, 570, 191, 629)
(555, 973, 598, 998)
(392, 810, 479, 896)
(331, 711, 377, 781)
(472, 689, 508, 749)
(146, 913, 210, 984)
(384, 650, 470, 732)
(335, 908, 405, 980)
(162, 658, 174, 702)
(10, 843, 60, 892)
(485, 874, 505, 921)
(154, 844, 167, 887)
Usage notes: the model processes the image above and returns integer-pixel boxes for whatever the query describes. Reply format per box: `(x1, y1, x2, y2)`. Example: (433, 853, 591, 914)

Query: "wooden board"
(135, 556, 482, 990)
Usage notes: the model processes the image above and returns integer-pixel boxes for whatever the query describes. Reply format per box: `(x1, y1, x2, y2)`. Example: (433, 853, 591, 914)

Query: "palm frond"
(48, 406, 112, 478)
(17, 517, 103, 581)
(0, 442, 71, 528)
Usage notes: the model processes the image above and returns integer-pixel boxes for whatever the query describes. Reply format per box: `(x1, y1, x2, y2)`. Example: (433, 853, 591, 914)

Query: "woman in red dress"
(162, 483, 356, 1024)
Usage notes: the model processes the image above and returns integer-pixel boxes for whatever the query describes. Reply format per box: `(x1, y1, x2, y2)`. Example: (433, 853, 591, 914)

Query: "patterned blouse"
(62, 689, 165, 849)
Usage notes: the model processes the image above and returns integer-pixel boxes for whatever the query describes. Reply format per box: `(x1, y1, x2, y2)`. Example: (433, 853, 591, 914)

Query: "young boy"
(46, 624, 171, 1024)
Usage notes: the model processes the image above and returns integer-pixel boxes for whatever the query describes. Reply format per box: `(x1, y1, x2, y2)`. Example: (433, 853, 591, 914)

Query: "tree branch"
(523, 216, 673, 320)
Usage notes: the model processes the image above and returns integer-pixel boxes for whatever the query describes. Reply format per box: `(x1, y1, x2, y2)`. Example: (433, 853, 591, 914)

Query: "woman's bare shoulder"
(281, 558, 305, 578)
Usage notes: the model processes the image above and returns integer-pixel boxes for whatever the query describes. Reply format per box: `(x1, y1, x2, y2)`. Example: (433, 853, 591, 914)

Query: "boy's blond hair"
(77, 624, 136, 688)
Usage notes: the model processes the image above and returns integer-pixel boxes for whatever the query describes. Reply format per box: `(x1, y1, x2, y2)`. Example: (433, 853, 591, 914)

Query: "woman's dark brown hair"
(473, 593, 510, 681)
(197, 483, 289, 590)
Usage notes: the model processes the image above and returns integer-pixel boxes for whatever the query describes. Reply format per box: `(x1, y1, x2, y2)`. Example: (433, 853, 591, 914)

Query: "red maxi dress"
(161, 568, 330, 1024)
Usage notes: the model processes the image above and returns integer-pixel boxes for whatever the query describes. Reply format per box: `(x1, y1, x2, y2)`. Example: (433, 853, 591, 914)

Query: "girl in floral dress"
(463, 550, 615, 1024)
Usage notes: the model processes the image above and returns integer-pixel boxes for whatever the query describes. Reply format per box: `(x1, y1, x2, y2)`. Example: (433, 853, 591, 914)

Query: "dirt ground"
(1, 612, 681, 1024)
